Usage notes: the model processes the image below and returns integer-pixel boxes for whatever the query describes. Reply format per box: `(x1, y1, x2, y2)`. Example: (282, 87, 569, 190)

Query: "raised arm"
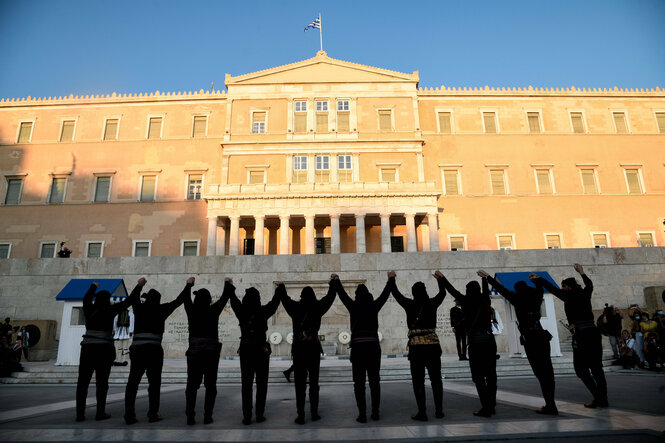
(212, 279, 233, 315)
(576, 264, 593, 297)
(262, 292, 281, 320)
(276, 283, 297, 316)
(161, 279, 191, 318)
(439, 274, 464, 301)
(482, 272, 516, 304)
(374, 278, 392, 311)
(389, 272, 411, 309)
(532, 274, 565, 300)
(319, 278, 338, 315)
(431, 271, 447, 306)
(332, 274, 353, 311)
(83, 282, 98, 308)
(113, 278, 145, 314)
(229, 289, 242, 319)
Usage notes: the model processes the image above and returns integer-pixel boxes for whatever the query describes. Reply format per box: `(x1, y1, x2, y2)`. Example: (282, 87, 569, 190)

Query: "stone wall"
(1, 248, 664, 359)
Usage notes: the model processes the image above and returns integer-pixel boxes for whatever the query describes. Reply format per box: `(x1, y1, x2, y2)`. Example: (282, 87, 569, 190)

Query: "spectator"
(597, 304, 622, 361)
(1, 317, 12, 343)
(630, 309, 647, 368)
(617, 329, 636, 369)
(15, 326, 29, 362)
(113, 309, 134, 366)
(643, 332, 661, 371)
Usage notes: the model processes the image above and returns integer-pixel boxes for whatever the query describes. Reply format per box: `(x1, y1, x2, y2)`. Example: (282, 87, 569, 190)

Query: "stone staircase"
(0, 354, 619, 385)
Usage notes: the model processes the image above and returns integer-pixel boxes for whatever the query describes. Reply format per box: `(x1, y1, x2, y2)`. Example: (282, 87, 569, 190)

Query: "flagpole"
(319, 13, 323, 51)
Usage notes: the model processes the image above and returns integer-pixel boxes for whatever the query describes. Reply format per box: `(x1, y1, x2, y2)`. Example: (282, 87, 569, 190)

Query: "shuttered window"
(443, 170, 459, 195)
(624, 169, 642, 194)
(0, 243, 10, 259)
(316, 112, 328, 132)
(380, 168, 396, 182)
(638, 233, 654, 247)
(104, 119, 118, 140)
(293, 156, 308, 183)
(656, 112, 665, 133)
(187, 174, 202, 199)
(4, 179, 22, 204)
(546, 234, 561, 249)
(17, 122, 33, 143)
(483, 112, 497, 133)
(294, 101, 307, 133)
(40, 243, 56, 258)
(570, 112, 585, 133)
(580, 169, 598, 194)
(527, 112, 541, 133)
(49, 178, 66, 204)
(490, 169, 506, 195)
(450, 236, 465, 251)
(134, 241, 150, 257)
(60, 120, 75, 142)
(86, 242, 103, 258)
(248, 171, 264, 184)
(536, 169, 553, 194)
(192, 116, 207, 137)
(498, 235, 513, 250)
(613, 112, 628, 134)
(379, 110, 392, 131)
(252, 112, 266, 134)
(94, 177, 111, 203)
(438, 112, 452, 133)
(593, 234, 608, 248)
(148, 117, 162, 139)
(140, 176, 156, 202)
(337, 101, 350, 132)
(182, 241, 199, 256)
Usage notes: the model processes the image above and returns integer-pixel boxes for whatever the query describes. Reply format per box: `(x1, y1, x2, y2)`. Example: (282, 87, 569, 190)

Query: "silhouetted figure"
(182, 280, 231, 425)
(1, 317, 12, 343)
(450, 301, 467, 360)
(392, 270, 446, 421)
(283, 364, 294, 382)
(278, 280, 336, 424)
(481, 271, 557, 415)
(440, 272, 496, 417)
(227, 278, 281, 425)
(123, 277, 188, 425)
(76, 280, 138, 421)
(334, 273, 391, 422)
(535, 264, 608, 408)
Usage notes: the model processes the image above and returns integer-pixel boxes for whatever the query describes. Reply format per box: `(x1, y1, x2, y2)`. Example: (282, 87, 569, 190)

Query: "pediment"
(225, 51, 418, 86)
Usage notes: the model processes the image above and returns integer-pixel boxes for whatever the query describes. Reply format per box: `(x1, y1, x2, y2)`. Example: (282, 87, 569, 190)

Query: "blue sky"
(1, 0, 664, 98)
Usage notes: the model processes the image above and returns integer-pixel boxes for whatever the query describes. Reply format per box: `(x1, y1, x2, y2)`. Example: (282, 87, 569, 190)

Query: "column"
(228, 216, 240, 256)
(330, 214, 341, 254)
(279, 215, 290, 255)
(305, 215, 315, 254)
(254, 215, 265, 256)
(216, 223, 226, 256)
(380, 213, 391, 253)
(206, 216, 217, 256)
(405, 213, 417, 252)
(355, 214, 366, 253)
(428, 212, 440, 252)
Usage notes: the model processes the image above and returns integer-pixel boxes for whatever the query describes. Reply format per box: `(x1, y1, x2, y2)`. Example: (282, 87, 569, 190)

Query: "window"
(4, 178, 23, 204)
(490, 169, 507, 195)
(570, 112, 585, 133)
(39, 242, 57, 258)
(103, 118, 118, 140)
(316, 237, 331, 254)
(337, 100, 350, 132)
(545, 234, 561, 249)
(638, 232, 655, 247)
(482, 112, 497, 133)
(535, 169, 554, 195)
(49, 177, 66, 204)
(592, 233, 608, 248)
(252, 112, 266, 134)
(133, 241, 151, 257)
(315, 155, 329, 183)
(140, 175, 157, 202)
(624, 169, 643, 194)
(60, 120, 75, 142)
(316, 101, 328, 132)
(181, 240, 199, 256)
(438, 112, 452, 134)
(613, 112, 628, 134)
(94, 176, 111, 203)
(293, 155, 308, 183)
(192, 115, 207, 138)
(655, 112, 665, 133)
(527, 112, 542, 133)
(443, 170, 460, 196)
(378, 109, 392, 132)
(187, 174, 203, 199)
(497, 235, 514, 250)
(0, 243, 11, 259)
(86, 241, 103, 258)
(380, 168, 397, 183)
(449, 236, 465, 251)
(147, 117, 162, 139)
(248, 170, 264, 184)
(338, 155, 352, 183)
(390, 236, 404, 252)
(580, 169, 598, 194)
(243, 238, 255, 255)
(70, 307, 85, 326)
(17, 121, 33, 143)
(294, 101, 307, 133)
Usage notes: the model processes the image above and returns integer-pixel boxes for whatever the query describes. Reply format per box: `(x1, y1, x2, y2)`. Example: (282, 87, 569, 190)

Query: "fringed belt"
(408, 328, 440, 346)
(81, 329, 113, 345)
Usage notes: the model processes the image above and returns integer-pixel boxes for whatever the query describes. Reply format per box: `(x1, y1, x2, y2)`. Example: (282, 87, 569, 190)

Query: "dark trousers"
(523, 339, 556, 408)
(573, 328, 607, 402)
(455, 330, 467, 359)
(239, 347, 270, 420)
(408, 345, 443, 415)
(468, 337, 497, 412)
(124, 345, 164, 420)
(350, 342, 381, 416)
(76, 344, 115, 419)
(185, 349, 221, 419)
(292, 341, 321, 416)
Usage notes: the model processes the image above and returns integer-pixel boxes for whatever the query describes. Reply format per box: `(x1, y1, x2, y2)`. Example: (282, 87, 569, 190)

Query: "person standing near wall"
(227, 279, 281, 425)
(450, 301, 467, 361)
(278, 279, 336, 425)
(333, 272, 392, 423)
(76, 279, 139, 422)
(534, 264, 608, 408)
(391, 270, 446, 421)
(123, 277, 189, 425)
(597, 304, 623, 362)
(112, 308, 134, 366)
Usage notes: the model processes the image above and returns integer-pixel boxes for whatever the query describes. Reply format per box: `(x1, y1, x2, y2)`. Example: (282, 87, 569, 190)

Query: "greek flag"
(304, 17, 320, 32)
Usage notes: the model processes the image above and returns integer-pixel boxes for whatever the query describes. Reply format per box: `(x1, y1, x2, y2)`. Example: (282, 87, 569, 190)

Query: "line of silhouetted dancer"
(391, 270, 446, 421)
(440, 271, 496, 417)
(227, 278, 281, 425)
(182, 279, 232, 424)
(76, 279, 139, 422)
(333, 272, 391, 422)
(277, 280, 337, 424)
(123, 276, 189, 424)
(534, 264, 608, 408)
(480, 270, 558, 415)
